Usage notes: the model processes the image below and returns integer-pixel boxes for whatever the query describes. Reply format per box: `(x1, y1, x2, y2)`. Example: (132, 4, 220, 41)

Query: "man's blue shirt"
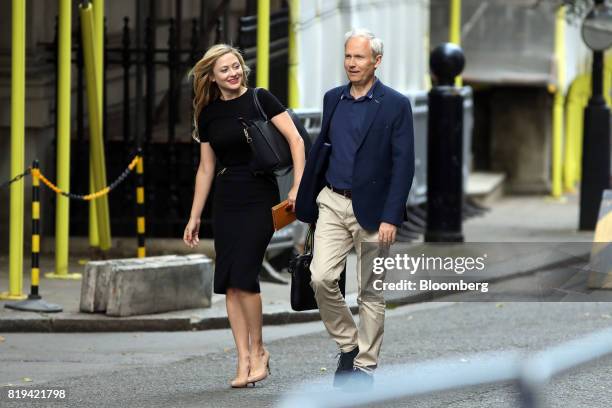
(325, 79, 380, 189)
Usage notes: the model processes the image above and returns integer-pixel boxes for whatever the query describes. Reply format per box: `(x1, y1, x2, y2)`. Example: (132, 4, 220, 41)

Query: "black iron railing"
(42, 2, 290, 239)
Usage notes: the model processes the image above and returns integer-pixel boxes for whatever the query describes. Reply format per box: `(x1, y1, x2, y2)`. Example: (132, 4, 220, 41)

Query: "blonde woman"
(183, 44, 305, 388)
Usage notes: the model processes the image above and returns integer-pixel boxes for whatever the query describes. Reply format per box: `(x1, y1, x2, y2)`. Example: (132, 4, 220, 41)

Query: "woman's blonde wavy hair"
(189, 44, 251, 142)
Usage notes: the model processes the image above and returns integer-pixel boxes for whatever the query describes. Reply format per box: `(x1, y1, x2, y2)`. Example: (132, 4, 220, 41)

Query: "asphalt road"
(2, 293, 612, 407)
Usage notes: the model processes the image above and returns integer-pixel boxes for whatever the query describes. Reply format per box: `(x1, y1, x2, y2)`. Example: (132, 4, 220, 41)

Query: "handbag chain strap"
(243, 128, 252, 143)
(241, 88, 265, 145)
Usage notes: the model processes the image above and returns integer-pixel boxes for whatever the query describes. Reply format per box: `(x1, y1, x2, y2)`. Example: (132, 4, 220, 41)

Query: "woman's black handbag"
(239, 88, 312, 174)
(288, 224, 346, 311)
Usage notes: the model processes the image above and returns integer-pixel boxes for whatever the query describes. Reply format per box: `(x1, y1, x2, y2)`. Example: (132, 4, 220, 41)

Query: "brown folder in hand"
(272, 200, 297, 231)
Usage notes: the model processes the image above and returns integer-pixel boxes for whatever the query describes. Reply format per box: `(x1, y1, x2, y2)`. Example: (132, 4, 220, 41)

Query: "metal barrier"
(406, 87, 474, 207)
(288, 90, 473, 206)
(2, 153, 145, 305)
(289, 91, 473, 208)
(278, 326, 612, 408)
(0, 153, 143, 252)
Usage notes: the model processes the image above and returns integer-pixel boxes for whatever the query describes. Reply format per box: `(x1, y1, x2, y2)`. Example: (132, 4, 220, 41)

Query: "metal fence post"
(168, 18, 179, 220)
(190, 18, 200, 170)
(145, 16, 155, 145)
(175, 0, 183, 122)
(103, 16, 109, 142)
(122, 16, 131, 145)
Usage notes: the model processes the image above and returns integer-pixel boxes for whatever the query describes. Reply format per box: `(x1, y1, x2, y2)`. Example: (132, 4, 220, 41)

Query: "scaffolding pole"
(257, 0, 270, 89)
(79, 2, 112, 251)
(1, 0, 27, 301)
(48, 0, 81, 279)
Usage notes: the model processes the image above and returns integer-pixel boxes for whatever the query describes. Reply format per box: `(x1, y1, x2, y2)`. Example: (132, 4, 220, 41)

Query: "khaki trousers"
(309, 186, 386, 372)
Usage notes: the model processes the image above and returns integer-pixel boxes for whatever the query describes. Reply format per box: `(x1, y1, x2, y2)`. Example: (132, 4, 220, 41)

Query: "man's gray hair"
(344, 28, 384, 59)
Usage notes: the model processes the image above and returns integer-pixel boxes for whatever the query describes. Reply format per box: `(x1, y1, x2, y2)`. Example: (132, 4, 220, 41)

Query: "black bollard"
(579, 0, 612, 231)
(425, 43, 466, 243)
(579, 40, 611, 230)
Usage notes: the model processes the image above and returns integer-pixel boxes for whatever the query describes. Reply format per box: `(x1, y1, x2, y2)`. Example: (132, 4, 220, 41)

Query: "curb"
(0, 302, 360, 333)
(0, 249, 589, 332)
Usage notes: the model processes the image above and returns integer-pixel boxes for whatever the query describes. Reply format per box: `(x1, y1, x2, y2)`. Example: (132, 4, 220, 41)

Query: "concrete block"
(466, 171, 506, 206)
(105, 255, 213, 317)
(80, 255, 181, 313)
(80, 262, 100, 312)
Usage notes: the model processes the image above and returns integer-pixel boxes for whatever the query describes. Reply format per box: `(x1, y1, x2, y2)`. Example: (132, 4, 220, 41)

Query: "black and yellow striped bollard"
(136, 152, 146, 258)
(5, 160, 62, 312)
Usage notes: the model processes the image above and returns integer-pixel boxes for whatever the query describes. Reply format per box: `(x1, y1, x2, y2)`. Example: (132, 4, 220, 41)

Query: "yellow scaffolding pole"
(563, 74, 589, 193)
(257, 0, 270, 89)
(89, 0, 105, 250)
(449, 0, 462, 87)
(287, 0, 299, 108)
(88, 163, 99, 247)
(1, 0, 27, 301)
(79, 2, 113, 251)
(48, 0, 80, 280)
(93, 0, 104, 116)
(551, 6, 566, 199)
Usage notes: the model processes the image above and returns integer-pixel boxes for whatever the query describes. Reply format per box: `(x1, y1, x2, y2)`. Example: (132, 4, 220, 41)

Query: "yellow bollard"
(257, 0, 270, 89)
(287, 0, 300, 109)
(2, 0, 27, 301)
(48, 0, 81, 279)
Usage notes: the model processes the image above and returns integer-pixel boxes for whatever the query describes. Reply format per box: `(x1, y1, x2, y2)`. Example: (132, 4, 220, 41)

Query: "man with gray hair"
(296, 28, 415, 388)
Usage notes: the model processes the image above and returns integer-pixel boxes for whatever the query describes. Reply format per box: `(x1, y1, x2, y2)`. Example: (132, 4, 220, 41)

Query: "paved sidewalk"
(0, 194, 594, 332)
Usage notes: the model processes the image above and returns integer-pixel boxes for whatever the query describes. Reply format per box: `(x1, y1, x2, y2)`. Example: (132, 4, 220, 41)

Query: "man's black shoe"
(340, 367, 374, 391)
(333, 346, 359, 387)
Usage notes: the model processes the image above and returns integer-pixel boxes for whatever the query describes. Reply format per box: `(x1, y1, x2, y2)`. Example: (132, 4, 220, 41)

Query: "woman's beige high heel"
(230, 360, 253, 388)
(247, 350, 271, 385)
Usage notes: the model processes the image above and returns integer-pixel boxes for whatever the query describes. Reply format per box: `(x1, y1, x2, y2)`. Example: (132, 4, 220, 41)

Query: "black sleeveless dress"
(198, 88, 284, 294)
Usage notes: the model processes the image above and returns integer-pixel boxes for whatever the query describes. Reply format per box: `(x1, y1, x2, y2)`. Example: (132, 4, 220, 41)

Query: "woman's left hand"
(287, 185, 298, 212)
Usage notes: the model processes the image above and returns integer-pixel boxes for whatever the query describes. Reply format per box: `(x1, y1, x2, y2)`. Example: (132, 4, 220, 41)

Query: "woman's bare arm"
(270, 111, 306, 208)
(190, 142, 216, 219)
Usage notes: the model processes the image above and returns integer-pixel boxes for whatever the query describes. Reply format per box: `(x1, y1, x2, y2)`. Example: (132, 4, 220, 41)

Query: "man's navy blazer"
(295, 80, 415, 231)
